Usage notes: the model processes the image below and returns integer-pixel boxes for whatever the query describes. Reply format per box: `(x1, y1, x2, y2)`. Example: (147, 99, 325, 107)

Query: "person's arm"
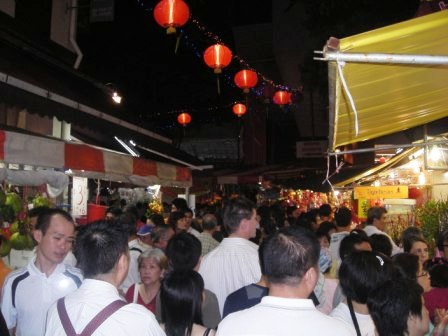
(1, 277, 17, 334)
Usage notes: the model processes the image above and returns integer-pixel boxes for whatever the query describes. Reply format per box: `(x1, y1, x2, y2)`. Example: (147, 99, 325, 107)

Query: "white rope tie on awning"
(336, 58, 359, 136)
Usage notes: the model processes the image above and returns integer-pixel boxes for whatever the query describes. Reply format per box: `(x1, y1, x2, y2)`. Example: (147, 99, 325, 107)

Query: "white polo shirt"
(217, 296, 356, 336)
(45, 279, 166, 336)
(1, 258, 82, 336)
(331, 302, 376, 336)
(199, 237, 261, 315)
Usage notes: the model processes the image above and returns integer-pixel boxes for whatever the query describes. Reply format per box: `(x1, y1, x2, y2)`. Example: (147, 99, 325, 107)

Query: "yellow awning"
(334, 147, 417, 187)
(327, 11, 448, 150)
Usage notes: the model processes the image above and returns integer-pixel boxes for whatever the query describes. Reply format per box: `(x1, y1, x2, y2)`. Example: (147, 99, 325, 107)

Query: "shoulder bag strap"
(80, 300, 128, 336)
(347, 298, 362, 336)
(203, 328, 212, 336)
(57, 298, 77, 336)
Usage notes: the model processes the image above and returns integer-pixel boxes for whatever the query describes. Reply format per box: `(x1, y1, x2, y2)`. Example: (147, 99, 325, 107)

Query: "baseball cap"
(137, 225, 153, 236)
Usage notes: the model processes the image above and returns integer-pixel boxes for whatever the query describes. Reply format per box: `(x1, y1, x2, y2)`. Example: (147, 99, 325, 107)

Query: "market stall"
(316, 10, 448, 245)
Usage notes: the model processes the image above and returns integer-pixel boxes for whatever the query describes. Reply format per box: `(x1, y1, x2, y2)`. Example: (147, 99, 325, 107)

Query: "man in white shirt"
(45, 220, 165, 336)
(217, 227, 355, 336)
(363, 206, 402, 255)
(199, 197, 261, 315)
(1, 208, 82, 336)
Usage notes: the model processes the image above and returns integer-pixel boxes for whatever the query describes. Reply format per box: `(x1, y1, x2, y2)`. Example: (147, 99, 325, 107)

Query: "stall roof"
(0, 128, 192, 188)
(324, 10, 448, 150)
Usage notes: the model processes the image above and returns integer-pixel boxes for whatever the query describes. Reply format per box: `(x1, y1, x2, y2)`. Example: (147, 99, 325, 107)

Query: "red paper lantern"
(177, 112, 191, 126)
(273, 91, 292, 105)
(233, 103, 247, 117)
(153, 0, 190, 34)
(234, 70, 258, 93)
(203, 44, 232, 74)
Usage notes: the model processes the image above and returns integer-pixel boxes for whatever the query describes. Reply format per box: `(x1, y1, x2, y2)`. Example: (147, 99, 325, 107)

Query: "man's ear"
(33, 230, 43, 244)
(303, 267, 318, 291)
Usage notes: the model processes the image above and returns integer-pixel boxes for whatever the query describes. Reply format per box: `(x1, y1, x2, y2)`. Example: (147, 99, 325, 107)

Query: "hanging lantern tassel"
(174, 31, 183, 55)
(216, 73, 221, 95)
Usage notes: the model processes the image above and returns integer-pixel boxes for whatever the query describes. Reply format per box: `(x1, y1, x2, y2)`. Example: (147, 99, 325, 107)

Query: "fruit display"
(0, 189, 36, 255)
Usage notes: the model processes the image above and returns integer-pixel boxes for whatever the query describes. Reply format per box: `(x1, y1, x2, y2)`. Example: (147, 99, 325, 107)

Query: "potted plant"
(416, 199, 448, 253)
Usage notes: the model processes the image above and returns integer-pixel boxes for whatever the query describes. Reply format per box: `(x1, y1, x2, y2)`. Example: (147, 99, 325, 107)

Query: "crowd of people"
(0, 196, 447, 336)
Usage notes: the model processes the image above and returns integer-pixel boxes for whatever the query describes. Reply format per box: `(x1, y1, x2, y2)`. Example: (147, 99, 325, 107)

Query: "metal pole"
(315, 51, 448, 65)
(328, 139, 448, 156)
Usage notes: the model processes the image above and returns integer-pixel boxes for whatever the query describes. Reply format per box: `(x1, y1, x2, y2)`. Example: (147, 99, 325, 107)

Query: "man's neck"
(34, 255, 59, 277)
(269, 283, 310, 299)
(229, 233, 248, 239)
(336, 226, 351, 233)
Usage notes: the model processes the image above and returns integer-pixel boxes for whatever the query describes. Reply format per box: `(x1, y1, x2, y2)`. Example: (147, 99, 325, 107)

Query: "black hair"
(367, 278, 424, 336)
(437, 229, 448, 252)
(316, 221, 337, 236)
(318, 204, 332, 217)
(148, 214, 165, 227)
(258, 237, 268, 275)
(184, 208, 193, 215)
(400, 226, 424, 246)
(392, 253, 419, 281)
(339, 251, 393, 304)
(105, 206, 123, 218)
(28, 206, 49, 218)
(117, 212, 137, 237)
(161, 270, 204, 336)
(74, 220, 128, 278)
(263, 227, 320, 285)
(165, 232, 201, 271)
(366, 206, 387, 225)
(35, 208, 74, 235)
(171, 198, 188, 212)
(168, 211, 186, 231)
(429, 264, 448, 288)
(222, 197, 255, 234)
(369, 234, 393, 257)
(339, 232, 371, 260)
(334, 207, 352, 228)
(201, 213, 217, 231)
(403, 236, 428, 254)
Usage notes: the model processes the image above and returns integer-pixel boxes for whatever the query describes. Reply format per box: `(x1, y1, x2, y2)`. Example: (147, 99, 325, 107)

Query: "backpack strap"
(57, 298, 77, 336)
(57, 298, 128, 336)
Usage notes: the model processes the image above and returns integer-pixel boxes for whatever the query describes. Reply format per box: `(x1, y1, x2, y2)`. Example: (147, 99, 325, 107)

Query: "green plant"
(416, 199, 448, 245)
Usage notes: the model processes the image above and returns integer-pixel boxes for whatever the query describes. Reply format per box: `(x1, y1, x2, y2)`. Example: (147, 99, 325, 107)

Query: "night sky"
(75, 0, 420, 139)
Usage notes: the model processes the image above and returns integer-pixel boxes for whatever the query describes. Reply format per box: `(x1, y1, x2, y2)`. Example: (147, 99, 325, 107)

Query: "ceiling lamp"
(177, 112, 191, 127)
(232, 103, 247, 117)
(273, 91, 292, 105)
(153, 0, 190, 34)
(234, 70, 258, 93)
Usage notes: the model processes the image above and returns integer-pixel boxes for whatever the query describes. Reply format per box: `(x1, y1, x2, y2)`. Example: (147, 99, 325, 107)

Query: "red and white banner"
(0, 130, 192, 187)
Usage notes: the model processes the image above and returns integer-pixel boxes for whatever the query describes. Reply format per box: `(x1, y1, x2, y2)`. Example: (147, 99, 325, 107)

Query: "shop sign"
(72, 176, 88, 217)
(296, 141, 327, 158)
(354, 186, 408, 199)
(90, 0, 114, 23)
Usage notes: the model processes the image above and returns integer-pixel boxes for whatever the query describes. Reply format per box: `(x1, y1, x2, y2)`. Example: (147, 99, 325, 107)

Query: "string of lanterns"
(146, 0, 301, 126)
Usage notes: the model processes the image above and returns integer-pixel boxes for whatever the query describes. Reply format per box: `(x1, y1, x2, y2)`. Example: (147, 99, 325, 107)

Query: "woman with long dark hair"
(161, 270, 215, 336)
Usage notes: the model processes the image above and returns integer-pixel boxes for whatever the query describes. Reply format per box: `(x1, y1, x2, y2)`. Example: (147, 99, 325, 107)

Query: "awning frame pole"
(328, 139, 448, 156)
(315, 51, 448, 65)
